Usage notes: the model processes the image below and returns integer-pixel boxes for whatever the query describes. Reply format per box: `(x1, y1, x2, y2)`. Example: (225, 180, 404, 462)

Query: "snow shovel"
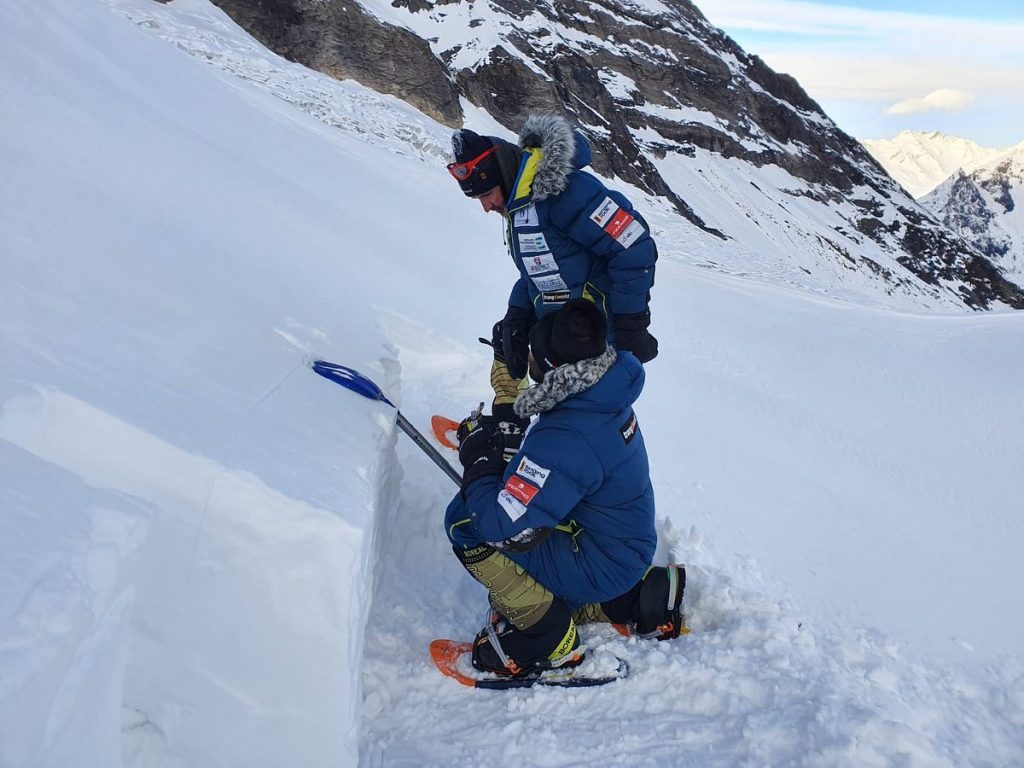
(312, 360, 463, 487)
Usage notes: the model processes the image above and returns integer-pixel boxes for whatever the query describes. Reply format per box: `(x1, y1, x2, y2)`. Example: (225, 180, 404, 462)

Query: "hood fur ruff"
(518, 114, 578, 201)
(514, 346, 617, 418)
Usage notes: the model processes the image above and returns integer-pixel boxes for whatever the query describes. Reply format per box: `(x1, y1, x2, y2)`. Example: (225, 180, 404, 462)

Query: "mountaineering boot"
(597, 564, 687, 640)
(471, 606, 584, 677)
(635, 564, 686, 639)
(452, 544, 585, 676)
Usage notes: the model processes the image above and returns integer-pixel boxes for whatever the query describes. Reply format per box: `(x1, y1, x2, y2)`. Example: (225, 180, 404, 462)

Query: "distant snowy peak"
(862, 131, 1007, 199)
(920, 143, 1024, 282)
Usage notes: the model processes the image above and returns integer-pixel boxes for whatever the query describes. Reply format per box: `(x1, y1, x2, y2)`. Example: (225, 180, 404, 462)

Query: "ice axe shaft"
(312, 360, 462, 487)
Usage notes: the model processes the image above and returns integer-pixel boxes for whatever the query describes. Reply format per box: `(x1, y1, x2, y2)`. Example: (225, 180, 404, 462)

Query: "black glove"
(457, 415, 504, 491)
(481, 320, 524, 412)
(492, 403, 529, 465)
(501, 306, 534, 380)
(483, 320, 506, 364)
(614, 310, 659, 363)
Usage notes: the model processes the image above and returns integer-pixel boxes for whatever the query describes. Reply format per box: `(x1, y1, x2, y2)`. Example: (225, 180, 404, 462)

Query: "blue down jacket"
(504, 115, 657, 323)
(444, 353, 657, 608)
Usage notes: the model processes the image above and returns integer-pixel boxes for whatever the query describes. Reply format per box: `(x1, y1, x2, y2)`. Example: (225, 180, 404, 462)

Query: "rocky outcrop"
(207, 0, 461, 126)
(921, 148, 1024, 285)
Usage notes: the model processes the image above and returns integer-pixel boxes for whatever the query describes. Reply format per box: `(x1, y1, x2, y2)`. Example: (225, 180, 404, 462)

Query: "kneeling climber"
(444, 299, 685, 677)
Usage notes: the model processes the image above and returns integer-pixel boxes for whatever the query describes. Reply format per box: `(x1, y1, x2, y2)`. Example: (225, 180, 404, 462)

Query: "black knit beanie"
(529, 299, 608, 375)
(451, 129, 503, 197)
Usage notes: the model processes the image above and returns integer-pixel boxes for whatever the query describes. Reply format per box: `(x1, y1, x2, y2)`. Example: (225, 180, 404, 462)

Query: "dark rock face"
(980, 164, 1015, 213)
(207, 0, 462, 126)
(922, 165, 1021, 280)
(205, 0, 1023, 308)
(941, 175, 999, 242)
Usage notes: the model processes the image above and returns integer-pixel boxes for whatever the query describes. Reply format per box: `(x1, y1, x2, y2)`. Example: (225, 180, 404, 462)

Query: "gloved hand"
(501, 306, 534, 380)
(457, 415, 505, 491)
(484, 319, 507, 364)
(491, 403, 529, 465)
(481, 320, 522, 409)
(614, 310, 659, 363)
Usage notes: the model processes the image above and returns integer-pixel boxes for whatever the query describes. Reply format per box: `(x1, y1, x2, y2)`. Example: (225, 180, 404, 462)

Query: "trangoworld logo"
(515, 456, 550, 487)
(541, 290, 571, 304)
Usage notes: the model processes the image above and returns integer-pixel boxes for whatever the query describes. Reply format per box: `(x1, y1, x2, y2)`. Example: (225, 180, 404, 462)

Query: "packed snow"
(2, 1, 1023, 766)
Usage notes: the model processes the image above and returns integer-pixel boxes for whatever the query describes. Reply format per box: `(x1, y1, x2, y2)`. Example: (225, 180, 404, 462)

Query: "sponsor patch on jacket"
(498, 490, 528, 522)
(604, 209, 636, 240)
(589, 196, 619, 228)
(513, 205, 539, 227)
(515, 456, 551, 487)
(532, 273, 568, 292)
(504, 475, 540, 505)
(541, 290, 571, 304)
(620, 411, 639, 444)
(522, 253, 558, 276)
(518, 232, 549, 253)
(615, 219, 646, 248)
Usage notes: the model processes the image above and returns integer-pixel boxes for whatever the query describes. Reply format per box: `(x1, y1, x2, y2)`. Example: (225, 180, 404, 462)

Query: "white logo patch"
(616, 219, 646, 248)
(522, 253, 558, 276)
(532, 273, 568, 292)
(498, 490, 528, 522)
(513, 205, 539, 227)
(589, 197, 619, 228)
(518, 232, 549, 253)
(516, 456, 551, 488)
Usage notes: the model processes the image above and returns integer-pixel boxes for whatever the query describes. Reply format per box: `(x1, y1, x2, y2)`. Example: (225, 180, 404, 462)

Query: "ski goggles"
(447, 146, 497, 181)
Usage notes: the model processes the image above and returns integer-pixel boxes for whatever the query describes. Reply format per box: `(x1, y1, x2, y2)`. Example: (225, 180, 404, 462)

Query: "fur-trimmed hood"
(514, 348, 644, 419)
(517, 114, 591, 201)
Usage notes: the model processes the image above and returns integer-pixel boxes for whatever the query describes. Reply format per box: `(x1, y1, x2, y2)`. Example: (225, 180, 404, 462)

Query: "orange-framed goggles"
(447, 146, 496, 181)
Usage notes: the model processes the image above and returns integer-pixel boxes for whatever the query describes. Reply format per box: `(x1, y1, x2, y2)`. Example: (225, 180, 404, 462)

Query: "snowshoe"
(429, 638, 628, 690)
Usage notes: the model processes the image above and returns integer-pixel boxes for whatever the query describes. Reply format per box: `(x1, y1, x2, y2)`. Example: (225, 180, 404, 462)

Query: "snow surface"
(2, 1, 1023, 766)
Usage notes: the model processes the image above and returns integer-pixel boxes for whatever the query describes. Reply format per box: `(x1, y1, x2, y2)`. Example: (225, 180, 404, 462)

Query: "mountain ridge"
(862, 130, 1007, 198)
(920, 143, 1024, 283)
(203, 0, 1024, 310)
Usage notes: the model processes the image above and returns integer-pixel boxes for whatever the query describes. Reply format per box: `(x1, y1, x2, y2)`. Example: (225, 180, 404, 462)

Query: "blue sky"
(699, 0, 1024, 146)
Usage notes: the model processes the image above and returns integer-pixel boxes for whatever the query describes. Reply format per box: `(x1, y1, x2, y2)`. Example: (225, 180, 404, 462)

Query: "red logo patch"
(504, 476, 539, 505)
(604, 209, 634, 239)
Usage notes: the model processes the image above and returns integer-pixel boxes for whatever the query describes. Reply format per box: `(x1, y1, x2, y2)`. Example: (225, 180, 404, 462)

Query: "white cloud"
(699, 0, 1024, 104)
(884, 89, 977, 116)
(697, 0, 1024, 144)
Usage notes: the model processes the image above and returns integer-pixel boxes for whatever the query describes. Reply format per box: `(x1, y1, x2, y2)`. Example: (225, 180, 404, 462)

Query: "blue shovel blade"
(312, 360, 393, 406)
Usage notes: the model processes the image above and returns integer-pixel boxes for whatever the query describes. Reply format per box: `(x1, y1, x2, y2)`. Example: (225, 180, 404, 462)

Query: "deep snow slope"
(2, 1, 1024, 767)
(0, 0, 476, 765)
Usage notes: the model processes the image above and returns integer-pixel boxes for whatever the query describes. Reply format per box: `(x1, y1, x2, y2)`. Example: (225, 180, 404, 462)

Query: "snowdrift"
(0, 0, 468, 763)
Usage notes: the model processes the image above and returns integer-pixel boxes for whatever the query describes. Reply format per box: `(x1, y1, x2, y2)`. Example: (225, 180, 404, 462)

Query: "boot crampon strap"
(472, 610, 585, 678)
(613, 563, 690, 641)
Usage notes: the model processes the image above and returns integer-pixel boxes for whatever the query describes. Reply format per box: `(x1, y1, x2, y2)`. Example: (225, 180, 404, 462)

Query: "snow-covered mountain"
(204, 0, 1024, 310)
(3, 1, 1024, 766)
(862, 130, 1007, 198)
(920, 143, 1024, 284)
